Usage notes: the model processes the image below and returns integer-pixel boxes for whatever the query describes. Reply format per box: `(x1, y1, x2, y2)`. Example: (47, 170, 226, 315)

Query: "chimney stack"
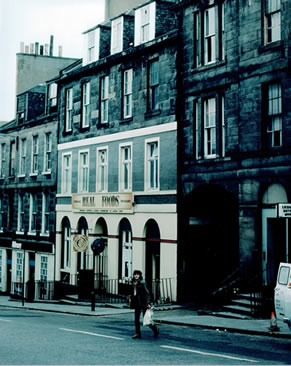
(50, 35, 54, 56)
(20, 42, 25, 53)
(58, 45, 63, 57)
(35, 42, 39, 55)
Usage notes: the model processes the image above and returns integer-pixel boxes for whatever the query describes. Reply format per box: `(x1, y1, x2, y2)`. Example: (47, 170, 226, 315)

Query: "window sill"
(29, 173, 38, 177)
(80, 126, 90, 133)
(191, 59, 226, 74)
(17, 174, 25, 178)
(16, 231, 25, 235)
(98, 122, 109, 128)
(42, 170, 51, 176)
(144, 109, 161, 119)
(120, 116, 133, 124)
(63, 129, 73, 136)
(28, 231, 37, 236)
(40, 232, 50, 237)
(258, 40, 283, 54)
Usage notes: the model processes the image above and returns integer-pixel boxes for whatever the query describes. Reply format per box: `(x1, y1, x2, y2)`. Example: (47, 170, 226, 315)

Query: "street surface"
(0, 307, 290, 365)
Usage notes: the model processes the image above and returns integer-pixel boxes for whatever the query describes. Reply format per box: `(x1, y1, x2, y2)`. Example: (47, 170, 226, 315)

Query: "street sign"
(277, 204, 291, 218)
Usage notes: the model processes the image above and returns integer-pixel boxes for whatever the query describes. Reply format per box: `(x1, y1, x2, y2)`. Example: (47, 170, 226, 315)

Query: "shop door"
(122, 230, 132, 280)
(267, 218, 287, 287)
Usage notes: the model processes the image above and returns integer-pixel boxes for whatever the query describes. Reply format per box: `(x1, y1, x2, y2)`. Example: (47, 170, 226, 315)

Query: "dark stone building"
(176, 0, 291, 303)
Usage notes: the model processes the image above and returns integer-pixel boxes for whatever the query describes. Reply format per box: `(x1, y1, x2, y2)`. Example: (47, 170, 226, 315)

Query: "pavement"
(0, 295, 290, 339)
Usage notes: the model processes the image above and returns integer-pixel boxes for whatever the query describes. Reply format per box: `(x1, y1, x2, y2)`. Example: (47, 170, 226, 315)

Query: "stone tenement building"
(176, 0, 291, 302)
(55, 0, 178, 302)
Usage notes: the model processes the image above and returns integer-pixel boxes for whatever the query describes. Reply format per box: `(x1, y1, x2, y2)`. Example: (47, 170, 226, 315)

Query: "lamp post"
(90, 239, 105, 311)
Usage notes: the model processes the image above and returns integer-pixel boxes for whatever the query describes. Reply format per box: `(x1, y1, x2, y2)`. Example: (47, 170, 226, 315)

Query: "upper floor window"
(44, 133, 52, 173)
(145, 139, 159, 191)
(65, 88, 73, 132)
(83, 28, 100, 66)
(82, 82, 90, 128)
(0, 144, 5, 177)
(96, 147, 108, 193)
(100, 76, 109, 124)
(9, 141, 16, 176)
(79, 151, 89, 193)
(123, 69, 133, 119)
(119, 144, 132, 192)
(265, 0, 281, 44)
(194, 95, 225, 159)
(31, 135, 39, 174)
(134, 2, 156, 46)
(193, 2, 225, 67)
(266, 82, 282, 147)
(17, 194, 25, 233)
(29, 193, 37, 233)
(48, 83, 58, 113)
(62, 153, 72, 194)
(204, 98, 216, 158)
(41, 193, 50, 235)
(19, 138, 26, 175)
(111, 17, 123, 55)
(148, 60, 159, 112)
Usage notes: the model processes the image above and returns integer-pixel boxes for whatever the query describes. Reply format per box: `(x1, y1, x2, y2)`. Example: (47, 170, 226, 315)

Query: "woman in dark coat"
(130, 269, 159, 339)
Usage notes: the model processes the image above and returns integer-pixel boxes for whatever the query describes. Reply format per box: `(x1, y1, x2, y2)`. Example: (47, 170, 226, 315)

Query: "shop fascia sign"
(277, 203, 291, 218)
(72, 193, 134, 213)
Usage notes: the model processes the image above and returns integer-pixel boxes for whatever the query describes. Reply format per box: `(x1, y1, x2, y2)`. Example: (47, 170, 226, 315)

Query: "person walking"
(130, 269, 159, 339)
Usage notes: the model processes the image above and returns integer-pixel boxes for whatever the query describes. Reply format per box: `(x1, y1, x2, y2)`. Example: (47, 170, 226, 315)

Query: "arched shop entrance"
(181, 184, 239, 300)
(262, 184, 290, 287)
(94, 218, 108, 284)
(145, 219, 160, 300)
(118, 218, 132, 280)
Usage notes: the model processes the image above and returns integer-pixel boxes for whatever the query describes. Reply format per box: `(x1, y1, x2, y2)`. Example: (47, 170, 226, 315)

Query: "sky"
(0, 0, 105, 122)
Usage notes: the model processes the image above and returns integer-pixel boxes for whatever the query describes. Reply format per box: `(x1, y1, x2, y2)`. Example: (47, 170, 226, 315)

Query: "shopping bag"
(143, 308, 154, 326)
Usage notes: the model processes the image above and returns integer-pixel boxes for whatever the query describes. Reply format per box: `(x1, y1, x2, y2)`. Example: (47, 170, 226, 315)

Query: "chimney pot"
(58, 45, 63, 57)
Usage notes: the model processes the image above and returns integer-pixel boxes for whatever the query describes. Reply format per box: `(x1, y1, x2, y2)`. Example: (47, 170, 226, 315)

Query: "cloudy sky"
(0, 0, 105, 122)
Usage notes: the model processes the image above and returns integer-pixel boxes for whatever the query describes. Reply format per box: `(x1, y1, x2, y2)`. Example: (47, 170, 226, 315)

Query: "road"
(0, 307, 290, 365)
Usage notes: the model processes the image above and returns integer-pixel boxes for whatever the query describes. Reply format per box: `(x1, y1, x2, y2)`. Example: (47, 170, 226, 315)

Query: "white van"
(274, 262, 291, 330)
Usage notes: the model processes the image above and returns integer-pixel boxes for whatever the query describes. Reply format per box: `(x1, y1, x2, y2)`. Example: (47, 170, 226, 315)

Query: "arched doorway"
(94, 218, 108, 287)
(262, 184, 289, 287)
(145, 219, 160, 300)
(60, 217, 71, 283)
(76, 216, 89, 271)
(118, 218, 132, 280)
(181, 184, 239, 299)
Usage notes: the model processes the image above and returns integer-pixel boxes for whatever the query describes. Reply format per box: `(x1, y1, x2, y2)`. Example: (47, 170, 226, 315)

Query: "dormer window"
(134, 2, 156, 46)
(83, 28, 100, 66)
(111, 16, 123, 55)
(48, 83, 57, 113)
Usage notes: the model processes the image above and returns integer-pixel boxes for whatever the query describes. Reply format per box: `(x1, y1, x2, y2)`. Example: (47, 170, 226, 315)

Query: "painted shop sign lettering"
(277, 203, 291, 218)
(72, 193, 134, 213)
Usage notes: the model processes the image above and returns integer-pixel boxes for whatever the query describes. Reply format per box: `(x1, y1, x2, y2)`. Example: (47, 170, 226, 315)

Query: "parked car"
(274, 262, 291, 330)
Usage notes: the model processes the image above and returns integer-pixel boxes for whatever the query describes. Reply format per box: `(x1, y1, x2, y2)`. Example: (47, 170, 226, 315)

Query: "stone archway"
(181, 184, 239, 299)
(144, 219, 160, 299)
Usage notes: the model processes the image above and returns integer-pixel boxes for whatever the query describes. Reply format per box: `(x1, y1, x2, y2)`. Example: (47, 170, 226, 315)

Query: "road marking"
(59, 327, 124, 340)
(160, 345, 259, 363)
(0, 318, 11, 322)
